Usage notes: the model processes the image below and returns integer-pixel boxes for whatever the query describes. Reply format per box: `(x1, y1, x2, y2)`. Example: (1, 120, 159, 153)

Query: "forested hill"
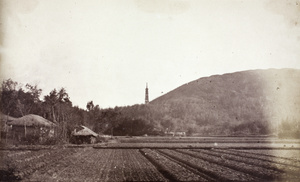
(149, 68, 300, 136)
(1, 69, 299, 138)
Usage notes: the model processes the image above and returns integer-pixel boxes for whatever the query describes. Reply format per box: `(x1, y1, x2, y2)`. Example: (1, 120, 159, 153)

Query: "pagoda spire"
(145, 83, 149, 104)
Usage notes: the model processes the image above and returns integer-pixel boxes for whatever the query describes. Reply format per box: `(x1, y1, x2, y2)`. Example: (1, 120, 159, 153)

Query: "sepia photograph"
(0, 0, 300, 181)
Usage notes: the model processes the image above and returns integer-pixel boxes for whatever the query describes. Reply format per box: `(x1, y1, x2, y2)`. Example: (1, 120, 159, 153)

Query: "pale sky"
(1, 0, 300, 109)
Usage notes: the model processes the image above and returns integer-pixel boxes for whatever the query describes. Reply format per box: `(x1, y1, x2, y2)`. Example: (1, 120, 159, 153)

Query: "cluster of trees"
(2, 68, 299, 141)
(0, 79, 158, 143)
(1, 79, 86, 142)
(0, 77, 282, 143)
(1, 79, 43, 117)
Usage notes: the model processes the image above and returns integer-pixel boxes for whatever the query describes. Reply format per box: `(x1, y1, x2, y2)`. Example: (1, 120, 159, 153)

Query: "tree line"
(0, 79, 159, 143)
(2, 76, 299, 141)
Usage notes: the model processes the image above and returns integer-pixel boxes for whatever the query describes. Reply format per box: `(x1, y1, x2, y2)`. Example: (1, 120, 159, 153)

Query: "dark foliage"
(149, 69, 300, 137)
(1, 68, 300, 141)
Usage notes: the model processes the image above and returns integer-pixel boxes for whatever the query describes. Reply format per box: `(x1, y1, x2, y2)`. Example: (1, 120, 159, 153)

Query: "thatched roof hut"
(0, 113, 16, 122)
(6, 114, 56, 127)
(0, 113, 16, 128)
(5, 114, 56, 143)
(71, 125, 98, 144)
(0, 113, 16, 139)
(73, 125, 98, 137)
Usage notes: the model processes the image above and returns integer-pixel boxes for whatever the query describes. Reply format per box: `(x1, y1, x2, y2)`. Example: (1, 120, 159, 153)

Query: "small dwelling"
(6, 114, 56, 143)
(71, 125, 98, 144)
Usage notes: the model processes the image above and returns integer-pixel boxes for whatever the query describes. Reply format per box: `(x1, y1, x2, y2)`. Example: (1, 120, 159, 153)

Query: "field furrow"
(213, 149, 300, 170)
(140, 148, 210, 181)
(32, 149, 80, 175)
(210, 150, 300, 177)
(30, 149, 96, 181)
(155, 149, 217, 181)
(1, 148, 77, 180)
(158, 149, 258, 182)
(231, 149, 300, 164)
(2, 137, 300, 182)
(184, 149, 299, 181)
(40, 149, 168, 182)
(127, 149, 166, 181)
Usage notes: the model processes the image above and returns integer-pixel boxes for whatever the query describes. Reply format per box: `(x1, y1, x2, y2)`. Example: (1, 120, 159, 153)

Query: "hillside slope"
(150, 68, 300, 136)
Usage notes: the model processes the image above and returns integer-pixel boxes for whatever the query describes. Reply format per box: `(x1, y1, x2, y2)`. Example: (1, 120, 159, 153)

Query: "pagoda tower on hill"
(145, 83, 149, 104)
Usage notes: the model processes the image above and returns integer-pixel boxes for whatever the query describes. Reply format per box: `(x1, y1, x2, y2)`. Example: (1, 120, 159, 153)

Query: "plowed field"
(1, 137, 300, 181)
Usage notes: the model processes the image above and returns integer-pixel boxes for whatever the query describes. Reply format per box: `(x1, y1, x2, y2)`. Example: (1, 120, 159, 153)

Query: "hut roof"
(0, 113, 16, 122)
(0, 113, 16, 131)
(6, 114, 56, 127)
(73, 125, 98, 137)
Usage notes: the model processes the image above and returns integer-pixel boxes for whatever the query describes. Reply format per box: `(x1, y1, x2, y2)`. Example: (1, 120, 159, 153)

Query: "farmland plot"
(235, 149, 300, 161)
(140, 148, 212, 181)
(157, 149, 260, 181)
(216, 149, 300, 168)
(0, 147, 77, 180)
(29, 148, 167, 182)
(188, 149, 300, 180)
(99, 141, 300, 149)
(1, 138, 300, 182)
(140, 148, 300, 182)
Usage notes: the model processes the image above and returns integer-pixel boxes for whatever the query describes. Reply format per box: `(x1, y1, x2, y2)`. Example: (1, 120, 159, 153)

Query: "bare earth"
(1, 137, 300, 182)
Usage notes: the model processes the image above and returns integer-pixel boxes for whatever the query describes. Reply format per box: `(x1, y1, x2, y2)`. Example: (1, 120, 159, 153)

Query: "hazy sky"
(1, 0, 300, 109)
